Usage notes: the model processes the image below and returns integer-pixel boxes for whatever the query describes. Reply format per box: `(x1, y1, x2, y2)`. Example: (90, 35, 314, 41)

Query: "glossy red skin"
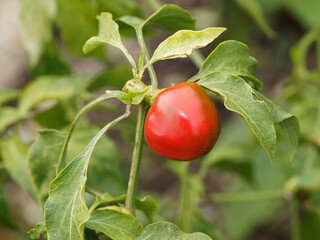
(144, 82, 220, 161)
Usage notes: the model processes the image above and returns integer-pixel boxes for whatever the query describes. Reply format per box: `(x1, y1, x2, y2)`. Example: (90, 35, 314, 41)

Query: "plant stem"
(137, 28, 158, 88)
(56, 94, 114, 175)
(211, 190, 284, 203)
(125, 104, 149, 215)
(290, 198, 301, 240)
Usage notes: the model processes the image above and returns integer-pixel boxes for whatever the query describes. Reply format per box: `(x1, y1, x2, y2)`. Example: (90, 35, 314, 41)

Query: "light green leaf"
(0, 107, 24, 132)
(20, 0, 56, 66)
(148, 28, 226, 65)
(198, 72, 276, 162)
(0, 88, 20, 106)
(83, 12, 137, 70)
(189, 40, 262, 90)
(83, 12, 123, 54)
(254, 90, 299, 161)
(236, 0, 275, 38)
(28, 130, 65, 207)
(44, 107, 130, 240)
(142, 4, 196, 32)
(28, 221, 47, 239)
(0, 135, 37, 201)
(18, 75, 86, 114)
(85, 209, 143, 240)
(136, 221, 212, 240)
(107, 90, 132, 105)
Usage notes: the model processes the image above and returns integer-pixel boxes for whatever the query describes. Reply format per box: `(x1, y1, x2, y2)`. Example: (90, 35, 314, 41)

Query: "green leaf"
(90, 194, 158, 222)
(44, 107, 130, 240)
(28, 130, 65, 207)
(66, 126, 126, 196)
(0, 186, 16, 229)
(28, 221, 47, 239)
(142, 4, 196, 32)
(254, 90, 299, 161)
(148, 28, 226, 65)
(83, 12, 123, 54)
(18, 75, 86, 114)
(0, 88, 20, 106)
(136, 221, 212, 240)
(107, 90, 132, 105)
(87, 65, 133, 91)
(83, 12, 137, 70)
(0, 135, 37, 201)
(235, 0, 275, 38)
(56, 0, 100, 57)
(20, 0, 56, 66)
(85, 209, 143, 240)
(0, 107, 24, 132)
(189, 40, 262, 90)
(198, 72, 276, 162)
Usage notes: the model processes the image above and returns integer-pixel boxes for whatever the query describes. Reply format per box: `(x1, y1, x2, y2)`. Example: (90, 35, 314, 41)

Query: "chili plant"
(1, 3, 299, 240)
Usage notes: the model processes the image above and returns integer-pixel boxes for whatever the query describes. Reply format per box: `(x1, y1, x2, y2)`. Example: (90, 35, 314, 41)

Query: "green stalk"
(137, 28, 158, 88)
(125, 104, 149, 215)
(290, 198, 301, 240)
(56, 94, 114, 175)
(211, 190, 284, 203)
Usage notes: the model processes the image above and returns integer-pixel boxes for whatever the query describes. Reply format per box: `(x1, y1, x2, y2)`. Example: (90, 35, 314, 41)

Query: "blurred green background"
(0, 0, 320, 239)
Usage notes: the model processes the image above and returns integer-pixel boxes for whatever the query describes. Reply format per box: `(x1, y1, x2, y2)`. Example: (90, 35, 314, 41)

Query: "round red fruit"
(144, 82, 220, 161)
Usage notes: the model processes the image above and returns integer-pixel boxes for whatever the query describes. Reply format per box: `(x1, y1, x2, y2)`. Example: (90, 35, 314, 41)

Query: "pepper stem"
(125, 104, 149, 215)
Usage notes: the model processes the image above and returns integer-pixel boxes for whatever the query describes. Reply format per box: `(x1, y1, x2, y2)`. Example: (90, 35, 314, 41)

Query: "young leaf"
(83, 12, 137, 70)
(136, 221, 212, 240)
(28, 221, 47, 239)
(253, 90, 299, 161)
(148, 28, 226, 66)
(189, 40, 262, 90)
(28, 130, 65, 207)
(0, 135, 37, 201)
(142, 4, 196, 32)
(198, 72, 276, 162)
(18, 75, 86, 114)
(85, 209, 143, 240)
(44, 107, 130, 240)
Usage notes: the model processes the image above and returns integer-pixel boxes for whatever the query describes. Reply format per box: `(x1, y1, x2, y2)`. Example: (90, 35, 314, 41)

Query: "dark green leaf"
(136, 221, 212, 240)
(44, 108, 130, 240)
(28, 130, 65, 206)
(143, 4, 196, 32)
(189, 40, 261, 90)
(254, 90, 299, 161)
(0, 186, 16, 229)
(198, 72, 276, 162)
(87, 65, 133, 91)
(66, 126, 126, 196)
(85, 209, 143, 240)
(56, 0, 101, 57)
(235, 0, 275, 38)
